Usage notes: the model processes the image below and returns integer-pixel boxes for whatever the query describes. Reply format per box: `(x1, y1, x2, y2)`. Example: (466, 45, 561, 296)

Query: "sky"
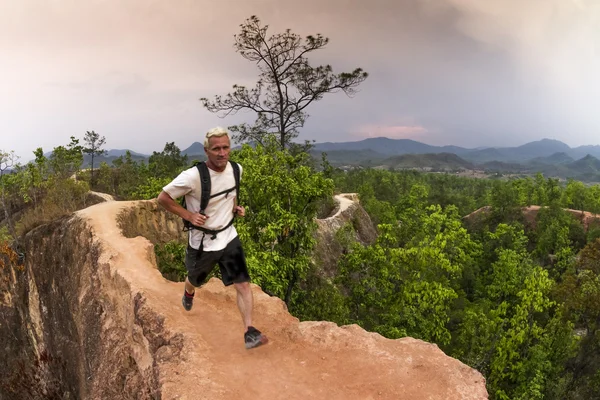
(1, 0, 600, 161)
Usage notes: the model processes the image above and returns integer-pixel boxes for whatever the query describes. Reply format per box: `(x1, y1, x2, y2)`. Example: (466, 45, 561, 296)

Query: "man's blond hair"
(204, 126, 230, 148)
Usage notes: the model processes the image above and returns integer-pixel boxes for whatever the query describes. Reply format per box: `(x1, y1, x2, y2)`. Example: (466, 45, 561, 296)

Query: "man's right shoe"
(244, 326, 268, 349)
(182, 290, 194, 311)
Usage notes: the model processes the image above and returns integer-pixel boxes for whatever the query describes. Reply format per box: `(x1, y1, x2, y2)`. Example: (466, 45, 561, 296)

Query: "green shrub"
(154, 241, 187, 282)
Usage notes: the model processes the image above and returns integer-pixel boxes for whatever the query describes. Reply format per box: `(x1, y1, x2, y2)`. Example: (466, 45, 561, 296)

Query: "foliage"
(552, 239, 600, 399)
(16, 175, 89, 236)
(530, 205, 585, 279)
(450, 224, 577, 400)
(337, 205, 481, 344)
(0, 149, 20, 241)
(0, 226, 11, 243)
(49, 136, 83, 179)
(147, 142, 188, 180)
(231, 140, 334, 304)
(200, 15, 368, 149)
(154, 241, 188, 282)
(1, 138, 90, 240)
(131, 177, 172, 200)
(291, 268, 350, 324)
(111, 152, 149, 199)
(325, 168, 600, 399)
(82, 130, 107, 188)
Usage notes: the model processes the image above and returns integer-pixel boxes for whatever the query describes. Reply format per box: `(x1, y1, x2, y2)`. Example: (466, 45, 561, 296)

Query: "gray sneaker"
(244, 326, 268, 349)
(182, 290, 194, 311)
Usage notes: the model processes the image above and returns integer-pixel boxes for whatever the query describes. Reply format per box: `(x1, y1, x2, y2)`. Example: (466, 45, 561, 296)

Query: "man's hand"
(188, 212, 209, 226)
(234, 205, 246, 217)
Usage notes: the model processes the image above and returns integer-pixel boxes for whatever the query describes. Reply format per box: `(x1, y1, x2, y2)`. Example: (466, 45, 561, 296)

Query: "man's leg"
(182, 244, 220, 311)
(185, 277, 196, 296)
(220, 237, 267, 348)
(234, 281, 253, 330)
(234, 281, 267, 349)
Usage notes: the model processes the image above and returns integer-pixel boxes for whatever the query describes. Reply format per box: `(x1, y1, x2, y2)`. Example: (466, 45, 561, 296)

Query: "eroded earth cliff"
(0, 196, 488, 400)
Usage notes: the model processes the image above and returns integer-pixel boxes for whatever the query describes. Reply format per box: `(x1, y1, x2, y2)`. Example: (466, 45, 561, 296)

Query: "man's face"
(205, 135, 231, 170)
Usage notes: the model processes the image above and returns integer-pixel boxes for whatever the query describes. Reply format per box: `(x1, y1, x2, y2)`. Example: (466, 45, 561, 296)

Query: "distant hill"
(478, 160, 524, 173)
(43, 148, 147, 161)
(182, 142, 204, 156)
(380, 153, 474, 171)
(81, 152, 148, 168)
(528, 152, 574, 166)
(312, 137, 600, 164)
(566, 155, 600, 174)
(570, 145, 600, 160)
(449, 139, 578, 163)
(511, 139, 572, 159)
(106, 149, 148, 157)
(313, 137, 461, 156)
(461, 148, 507, 164)
(309, 149, 387, 167)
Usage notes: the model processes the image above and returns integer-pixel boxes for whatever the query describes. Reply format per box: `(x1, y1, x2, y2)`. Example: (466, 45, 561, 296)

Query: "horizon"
(104, 136, 600, 155)
(3, 1, 600, 161)
(26, 136, 600, 163)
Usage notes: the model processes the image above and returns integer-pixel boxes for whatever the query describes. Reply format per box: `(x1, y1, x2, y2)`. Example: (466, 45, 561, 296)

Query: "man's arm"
(157, 191, 209, 226)
(232, 163, 245, 217)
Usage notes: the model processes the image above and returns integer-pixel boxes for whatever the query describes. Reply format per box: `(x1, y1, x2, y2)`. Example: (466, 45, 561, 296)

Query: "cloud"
(443, 2, 600, 99)
(2, 0, 600, 160)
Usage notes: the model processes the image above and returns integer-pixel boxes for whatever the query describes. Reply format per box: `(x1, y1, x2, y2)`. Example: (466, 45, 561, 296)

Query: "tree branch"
(200, 15, 368, 150)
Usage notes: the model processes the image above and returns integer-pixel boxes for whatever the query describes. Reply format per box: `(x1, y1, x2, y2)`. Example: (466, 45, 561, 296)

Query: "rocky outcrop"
(0, 199, 489, 399)
(314, 193, 378, 276)
(85, 191, 115, 205)
(521, 205, 600, 231)
(464, 205, 600, 232)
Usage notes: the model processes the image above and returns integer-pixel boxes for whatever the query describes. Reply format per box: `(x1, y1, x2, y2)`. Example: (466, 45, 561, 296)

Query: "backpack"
(180, 160, 240, 239)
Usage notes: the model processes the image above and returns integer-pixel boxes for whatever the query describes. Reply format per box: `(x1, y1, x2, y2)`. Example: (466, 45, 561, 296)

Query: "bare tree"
(83, 130, 107, 187)
(200, 15, 368, 150)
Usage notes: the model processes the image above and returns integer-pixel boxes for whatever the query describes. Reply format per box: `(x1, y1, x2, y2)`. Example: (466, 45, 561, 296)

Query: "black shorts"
(184, 236, 250, 287)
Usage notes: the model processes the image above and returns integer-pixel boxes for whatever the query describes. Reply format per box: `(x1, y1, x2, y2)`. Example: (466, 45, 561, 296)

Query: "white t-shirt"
(162, 162, 242, 251)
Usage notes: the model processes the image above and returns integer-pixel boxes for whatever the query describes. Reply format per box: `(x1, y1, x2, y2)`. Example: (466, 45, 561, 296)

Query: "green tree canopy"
(148, 142, 188, 179)
(82, 130, 107, 187)
(231, 141, 334, 304)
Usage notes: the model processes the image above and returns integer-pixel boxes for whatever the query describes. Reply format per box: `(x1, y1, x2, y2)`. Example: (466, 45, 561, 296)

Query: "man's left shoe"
(182, 289, 194, 311)
(244, 326, 268, 349)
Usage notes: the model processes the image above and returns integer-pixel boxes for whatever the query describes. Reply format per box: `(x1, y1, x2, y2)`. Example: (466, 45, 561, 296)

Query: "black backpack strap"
(230, 161, 240, 205)
(182, 161, 240, 237)
(196, 161, 211, 214)
(191, 218, 236, 240)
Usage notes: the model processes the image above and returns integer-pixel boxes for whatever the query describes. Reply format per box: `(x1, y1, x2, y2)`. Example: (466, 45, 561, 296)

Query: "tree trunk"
(284, 269, 298, 306)
(90, 153, 95, 189)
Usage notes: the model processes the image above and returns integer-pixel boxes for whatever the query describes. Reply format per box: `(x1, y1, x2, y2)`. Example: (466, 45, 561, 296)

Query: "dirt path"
(87, 191, 115, 202)
(77, 200, 488, 400)
(321, 194, 356, 221)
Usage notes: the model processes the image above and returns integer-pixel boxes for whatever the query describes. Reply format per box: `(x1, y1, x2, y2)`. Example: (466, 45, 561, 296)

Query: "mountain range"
(306, 138, 600, 182)
(312, 138, 600, 163)
(30, 137, 600, 183)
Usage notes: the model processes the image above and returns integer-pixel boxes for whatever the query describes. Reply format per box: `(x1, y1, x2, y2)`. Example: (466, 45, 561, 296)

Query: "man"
(157, 126, 267, 350)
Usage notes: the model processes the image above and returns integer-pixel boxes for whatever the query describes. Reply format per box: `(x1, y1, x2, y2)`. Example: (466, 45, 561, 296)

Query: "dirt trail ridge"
(75, 200, 488, 400)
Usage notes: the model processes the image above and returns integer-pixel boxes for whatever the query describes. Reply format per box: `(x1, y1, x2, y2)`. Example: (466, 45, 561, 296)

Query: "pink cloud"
(352, 124, 429, 140)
